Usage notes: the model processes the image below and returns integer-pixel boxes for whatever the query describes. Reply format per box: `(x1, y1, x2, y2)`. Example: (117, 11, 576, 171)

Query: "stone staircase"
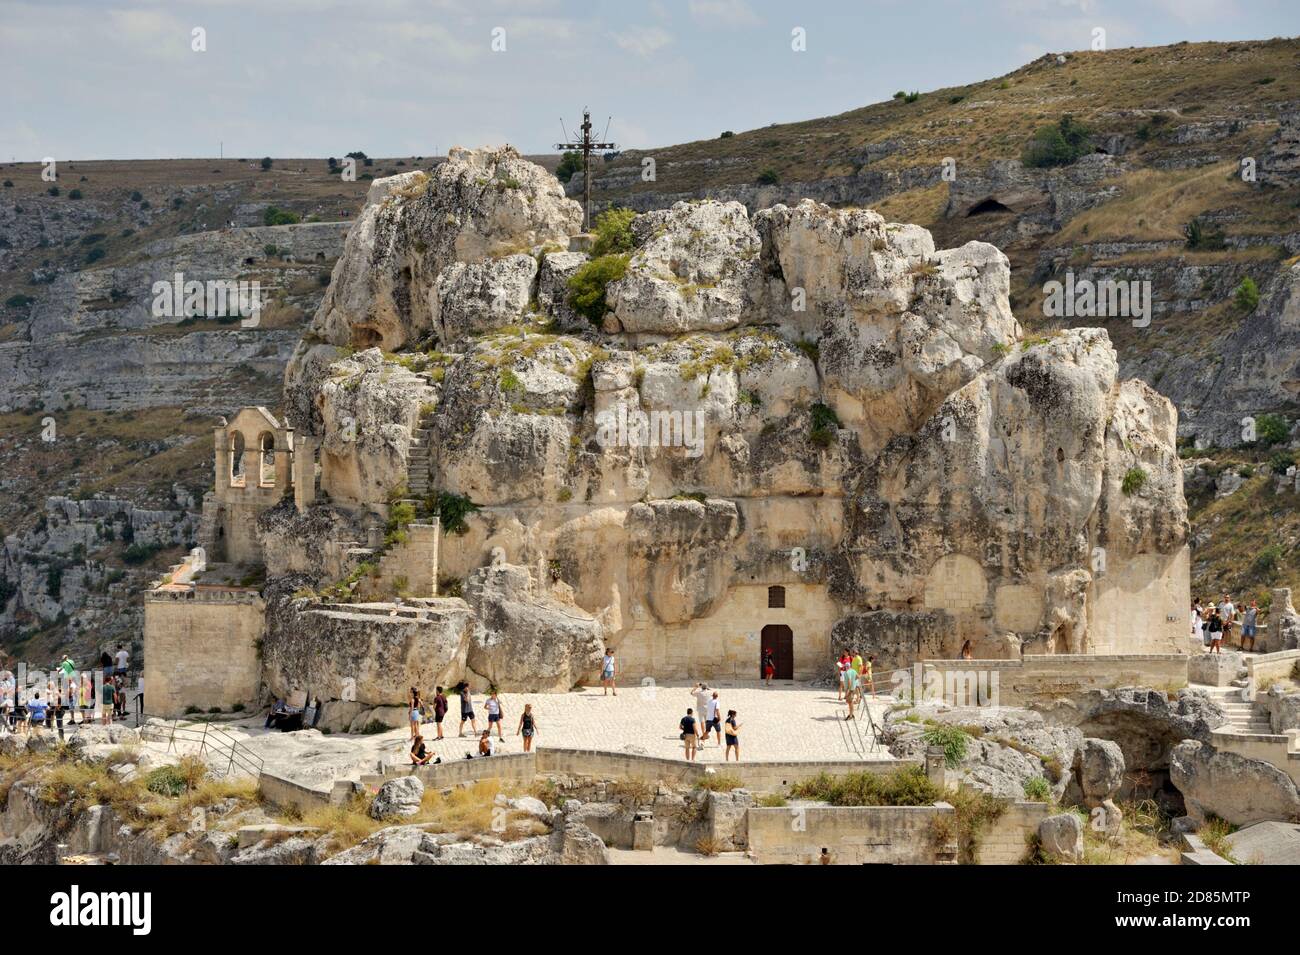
(1202, 685, 1273, 735)
(406, 414, 435, 500)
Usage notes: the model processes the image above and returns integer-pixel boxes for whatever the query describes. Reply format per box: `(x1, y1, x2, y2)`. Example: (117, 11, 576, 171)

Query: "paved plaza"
(135, 681, 898, 790)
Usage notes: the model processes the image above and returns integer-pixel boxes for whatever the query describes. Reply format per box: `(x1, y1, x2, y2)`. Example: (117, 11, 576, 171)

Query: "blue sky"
(3, 0, 1298, 161)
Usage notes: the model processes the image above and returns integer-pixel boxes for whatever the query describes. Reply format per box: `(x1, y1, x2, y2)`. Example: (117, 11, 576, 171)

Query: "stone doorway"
(761, 624, 794, 680)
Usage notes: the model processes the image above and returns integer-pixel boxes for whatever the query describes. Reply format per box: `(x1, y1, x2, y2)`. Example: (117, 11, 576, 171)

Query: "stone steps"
(1201, 686, 1273, 734)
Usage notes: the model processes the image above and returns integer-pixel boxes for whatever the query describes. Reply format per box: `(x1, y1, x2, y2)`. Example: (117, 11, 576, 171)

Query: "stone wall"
(1089, 548, 1191, 654)
(975, 800, 1052, 864)
(143, 588, 264, 716)
(747, 804, 958, 864)
(618, 583, 837, 682)
(1248, 649, 1300, 686)
(329, 749, 915, 805)
(918, 654, 1187, 707)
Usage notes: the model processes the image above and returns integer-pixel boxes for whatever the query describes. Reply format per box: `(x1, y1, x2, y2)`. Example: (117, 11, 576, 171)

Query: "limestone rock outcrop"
(1170, 739, 1300, 826)
(252, 148, 1191, 702)
(305, 146, 581, 353)
(464, 561, 604, 692)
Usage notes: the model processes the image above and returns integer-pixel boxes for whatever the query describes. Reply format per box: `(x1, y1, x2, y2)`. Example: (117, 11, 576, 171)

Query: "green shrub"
(263, 206, 300, 226)
(590, 207, 636, 256)
(567, 254, 629, 324)
(809, 402, 840, 447)
(68, 188, 83, 200)
(555, 151, 582, 184)
(1121, 467, 1147, 495)
(1234, 276, 1259, 313)
(1023, 776, 1052, 802)
(1251, 544, 1283, 579)
(5, 294, 35, 308)
(425, 490, 480, 536)
(790, 765, 942, 807)
(719, 130, 735, 138)
(922, 724, 971, 768)
(260, 157, 273, 170)
(1021, 115, 1093, 168)
(1256, 413, 1289, 447)
(1183, 217, 1227, 251)
(1269, 450, 1295, 474)
(756, 168, 780, 185)
(122, 542, 162, 565)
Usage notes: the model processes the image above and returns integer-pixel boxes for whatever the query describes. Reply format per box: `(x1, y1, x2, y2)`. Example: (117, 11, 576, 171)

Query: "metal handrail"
(138, 714, 264, 779)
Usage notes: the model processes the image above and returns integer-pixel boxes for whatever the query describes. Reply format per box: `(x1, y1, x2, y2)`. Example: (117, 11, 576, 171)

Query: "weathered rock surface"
(370, 775, 425, 819)
(1076, 738, 1125, 806)
(1170, 739, 1300, 826)
(1038, 812, 1085, 863)
(464, 561, 604, 693)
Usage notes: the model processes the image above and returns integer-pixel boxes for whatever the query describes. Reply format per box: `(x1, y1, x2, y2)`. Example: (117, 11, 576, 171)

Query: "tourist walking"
(408, 687, 423, 739)
(432, 686, 448, 739)
(863, 655, 876, 698)
(836, 650, 851, 700)
(704, 690, 723, 745)
(724, 709, 741, 761)
(762, 648, 775, 686)
(680, 708, 698, 761)
(843, 665, 859, 720)
(1192, 600, 1205, 647)
(1242, 600, 1259, 652)
(485, 689, 505, 741)
(601, 648, 617, 696)
(114, 643, 130, 677)
(693, 683, 711, 745)
(457, 681, 478, 737)
(517, 703, 538, 752)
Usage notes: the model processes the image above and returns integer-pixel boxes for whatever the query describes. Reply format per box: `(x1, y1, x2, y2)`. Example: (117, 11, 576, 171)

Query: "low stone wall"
(1210, 729, 1300, 787)
(975, 800, 1052, 864)
(258, 772, 334, 813)
(347, 748, 914, 797)
(917, 654, 1187, 707)
(747, 803, 957, 864)
(357, 753, 539, 795)
(1249, 649, 1300, 687)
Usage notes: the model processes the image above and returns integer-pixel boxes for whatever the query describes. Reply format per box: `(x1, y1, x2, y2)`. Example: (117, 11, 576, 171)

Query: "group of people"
(0, 644, 137, 735)
(678, 682, 742, 761)
(1192, 594, 1260, 654)
(405, 682, 540, 766)
(835, 650, 876, 721)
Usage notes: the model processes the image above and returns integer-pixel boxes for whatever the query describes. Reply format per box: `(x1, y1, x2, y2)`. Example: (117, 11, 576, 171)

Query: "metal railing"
(138, 714, 265, 779)
(835, 694, 884, 758)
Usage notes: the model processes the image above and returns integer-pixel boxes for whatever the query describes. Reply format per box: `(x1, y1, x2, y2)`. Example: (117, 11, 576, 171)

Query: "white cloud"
(612, 26, 673, 58)
(687, 0, 762, 28)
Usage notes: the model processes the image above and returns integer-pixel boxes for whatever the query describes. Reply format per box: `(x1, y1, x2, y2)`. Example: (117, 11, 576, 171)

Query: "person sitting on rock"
(477, 730, 495, 757)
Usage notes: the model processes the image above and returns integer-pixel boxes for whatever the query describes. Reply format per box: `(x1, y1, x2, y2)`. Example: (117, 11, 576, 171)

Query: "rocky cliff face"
(261, 146, 1188, 697)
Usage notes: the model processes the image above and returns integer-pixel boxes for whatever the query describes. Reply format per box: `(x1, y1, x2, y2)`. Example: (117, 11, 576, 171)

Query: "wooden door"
(760, 624, 794, 680)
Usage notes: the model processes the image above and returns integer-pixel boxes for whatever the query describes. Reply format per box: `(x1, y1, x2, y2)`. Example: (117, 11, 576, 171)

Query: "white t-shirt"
(695, 689, 711, 714)
(115, 650, 129, 669)
(707, 697, 720, 720)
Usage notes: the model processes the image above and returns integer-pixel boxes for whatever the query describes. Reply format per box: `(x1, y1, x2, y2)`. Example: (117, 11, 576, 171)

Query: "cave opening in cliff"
(966, 197, 1013, 217)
